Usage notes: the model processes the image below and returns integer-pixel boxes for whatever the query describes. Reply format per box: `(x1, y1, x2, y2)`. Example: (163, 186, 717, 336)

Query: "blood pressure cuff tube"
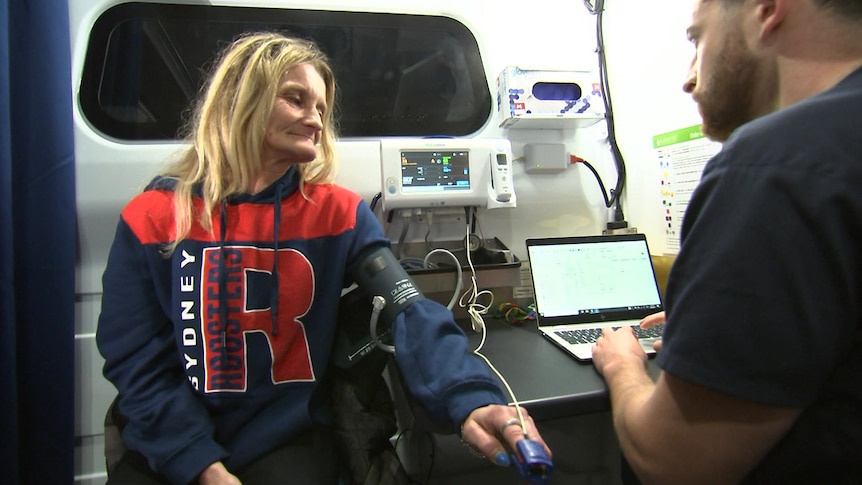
(353, 246, 425, 324)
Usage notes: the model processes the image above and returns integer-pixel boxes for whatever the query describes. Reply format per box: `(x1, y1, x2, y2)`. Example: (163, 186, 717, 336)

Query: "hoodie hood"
(145, 165, 301, 204)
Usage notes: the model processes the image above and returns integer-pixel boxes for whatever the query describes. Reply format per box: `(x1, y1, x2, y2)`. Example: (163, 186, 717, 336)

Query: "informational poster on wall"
(653, 125, 722, 254)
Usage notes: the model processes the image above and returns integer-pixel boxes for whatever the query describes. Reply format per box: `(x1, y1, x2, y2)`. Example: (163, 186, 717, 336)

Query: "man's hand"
(592, 326, 648, 378)
(197, 461, 241, 485)
(640, 311, 666, 351)
(459, 404, 552, 468)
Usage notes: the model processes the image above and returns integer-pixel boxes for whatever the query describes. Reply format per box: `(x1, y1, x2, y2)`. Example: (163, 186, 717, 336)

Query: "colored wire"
(494, 302, 536, 325)
(571, 155, 612, 208)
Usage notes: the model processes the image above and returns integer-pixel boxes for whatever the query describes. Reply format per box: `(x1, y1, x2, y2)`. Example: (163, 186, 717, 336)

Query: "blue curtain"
(0, 0, 76, 483)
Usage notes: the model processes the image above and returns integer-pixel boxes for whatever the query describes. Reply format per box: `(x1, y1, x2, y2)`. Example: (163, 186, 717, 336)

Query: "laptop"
(525, 233, 664, 361)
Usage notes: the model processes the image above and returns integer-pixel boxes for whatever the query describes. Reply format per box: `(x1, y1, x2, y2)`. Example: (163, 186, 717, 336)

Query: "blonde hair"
(162, 32, 339, 253)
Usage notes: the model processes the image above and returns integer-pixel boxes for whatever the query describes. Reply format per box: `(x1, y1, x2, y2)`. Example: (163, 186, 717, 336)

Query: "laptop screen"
(526, 234, 663, 324)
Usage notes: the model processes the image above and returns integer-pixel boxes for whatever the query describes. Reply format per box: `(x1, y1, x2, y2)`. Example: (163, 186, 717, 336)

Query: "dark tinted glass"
(80, 2, 491, 140)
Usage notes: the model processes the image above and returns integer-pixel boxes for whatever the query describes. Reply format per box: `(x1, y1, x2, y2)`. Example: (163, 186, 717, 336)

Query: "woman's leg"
(238, 426, 342, 485)
(107, 450, 169, 485)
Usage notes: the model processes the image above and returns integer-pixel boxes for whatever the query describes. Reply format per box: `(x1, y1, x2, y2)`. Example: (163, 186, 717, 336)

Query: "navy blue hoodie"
(97, 167, 505, 484)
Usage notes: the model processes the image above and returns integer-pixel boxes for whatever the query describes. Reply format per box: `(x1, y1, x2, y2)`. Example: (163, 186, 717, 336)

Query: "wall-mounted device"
(380, 138, 516, 211)
(497, 66, 605, 130)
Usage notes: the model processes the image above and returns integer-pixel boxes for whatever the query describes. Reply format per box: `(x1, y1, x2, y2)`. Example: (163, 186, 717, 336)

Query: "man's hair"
(813, 0, 862, 19)
(714, 0, 862, 18)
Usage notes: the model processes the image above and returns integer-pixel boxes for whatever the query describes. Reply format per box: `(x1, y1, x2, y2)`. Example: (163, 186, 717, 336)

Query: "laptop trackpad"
(640, 338, 659, 354)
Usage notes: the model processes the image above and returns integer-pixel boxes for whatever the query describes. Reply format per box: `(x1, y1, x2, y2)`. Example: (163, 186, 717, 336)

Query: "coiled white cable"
(423, 248, 463, 310)
(459, 220, 527, 434)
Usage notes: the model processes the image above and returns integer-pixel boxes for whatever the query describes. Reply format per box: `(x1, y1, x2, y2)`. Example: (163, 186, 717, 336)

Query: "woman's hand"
(197, 462, 241, 485)
(459, 404, 552, 468)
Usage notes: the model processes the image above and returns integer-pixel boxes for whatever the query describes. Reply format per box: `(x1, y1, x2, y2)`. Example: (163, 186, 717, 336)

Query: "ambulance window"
(79, 3, 491, 140)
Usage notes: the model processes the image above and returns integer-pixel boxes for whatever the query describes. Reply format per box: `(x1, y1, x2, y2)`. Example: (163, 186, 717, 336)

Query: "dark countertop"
(461, 317, 662, 421)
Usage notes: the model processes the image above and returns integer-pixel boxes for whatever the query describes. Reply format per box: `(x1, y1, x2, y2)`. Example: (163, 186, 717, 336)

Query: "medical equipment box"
(496, 66, 605, 129)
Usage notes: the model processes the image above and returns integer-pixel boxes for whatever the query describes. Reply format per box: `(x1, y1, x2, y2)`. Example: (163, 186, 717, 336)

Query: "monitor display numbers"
(400, 150, 470, 192)
(380, 138, 513, 210)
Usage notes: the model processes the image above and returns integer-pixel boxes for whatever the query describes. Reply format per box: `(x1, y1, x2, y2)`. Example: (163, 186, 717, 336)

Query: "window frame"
(79, 2, 493, 141)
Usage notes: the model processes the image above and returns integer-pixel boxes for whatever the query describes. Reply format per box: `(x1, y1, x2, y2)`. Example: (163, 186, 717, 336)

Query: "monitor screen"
(400, 150, 470, 193)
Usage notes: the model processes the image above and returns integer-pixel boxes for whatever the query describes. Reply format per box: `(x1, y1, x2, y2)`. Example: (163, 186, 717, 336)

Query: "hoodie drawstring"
(270, 182, 283, 336)
(218, 201, 229, 361)
(216, 176, 286, 350)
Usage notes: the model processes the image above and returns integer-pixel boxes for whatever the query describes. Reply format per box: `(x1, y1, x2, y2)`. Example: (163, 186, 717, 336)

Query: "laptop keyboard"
(556, 324, 665, 345)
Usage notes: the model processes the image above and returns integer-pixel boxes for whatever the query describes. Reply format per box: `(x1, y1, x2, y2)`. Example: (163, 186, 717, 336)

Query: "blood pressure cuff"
(353, 246, 425, 324)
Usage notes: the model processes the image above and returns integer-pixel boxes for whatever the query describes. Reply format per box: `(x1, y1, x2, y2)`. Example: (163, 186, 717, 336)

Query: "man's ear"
(756, 0, 786, 39)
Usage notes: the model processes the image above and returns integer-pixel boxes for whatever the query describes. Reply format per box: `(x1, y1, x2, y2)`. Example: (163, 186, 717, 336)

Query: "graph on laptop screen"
(528, 239, 662, 319)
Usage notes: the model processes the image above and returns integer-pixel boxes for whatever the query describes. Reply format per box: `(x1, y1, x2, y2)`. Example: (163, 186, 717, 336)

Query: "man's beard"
(697, 35, 775, 142)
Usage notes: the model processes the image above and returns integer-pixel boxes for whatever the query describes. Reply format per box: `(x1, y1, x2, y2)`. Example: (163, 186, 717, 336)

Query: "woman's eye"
(283, 95, 301, 106)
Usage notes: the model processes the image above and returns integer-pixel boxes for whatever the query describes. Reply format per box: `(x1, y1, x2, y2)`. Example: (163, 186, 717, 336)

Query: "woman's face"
(262, 62, 327, 165)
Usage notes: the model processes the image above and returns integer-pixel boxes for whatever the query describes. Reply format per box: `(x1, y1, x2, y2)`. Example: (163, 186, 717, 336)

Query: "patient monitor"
(380, 138, 516, 211)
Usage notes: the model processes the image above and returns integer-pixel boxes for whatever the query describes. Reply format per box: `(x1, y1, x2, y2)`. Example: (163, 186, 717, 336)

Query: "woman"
(97, 32, 548, 484)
